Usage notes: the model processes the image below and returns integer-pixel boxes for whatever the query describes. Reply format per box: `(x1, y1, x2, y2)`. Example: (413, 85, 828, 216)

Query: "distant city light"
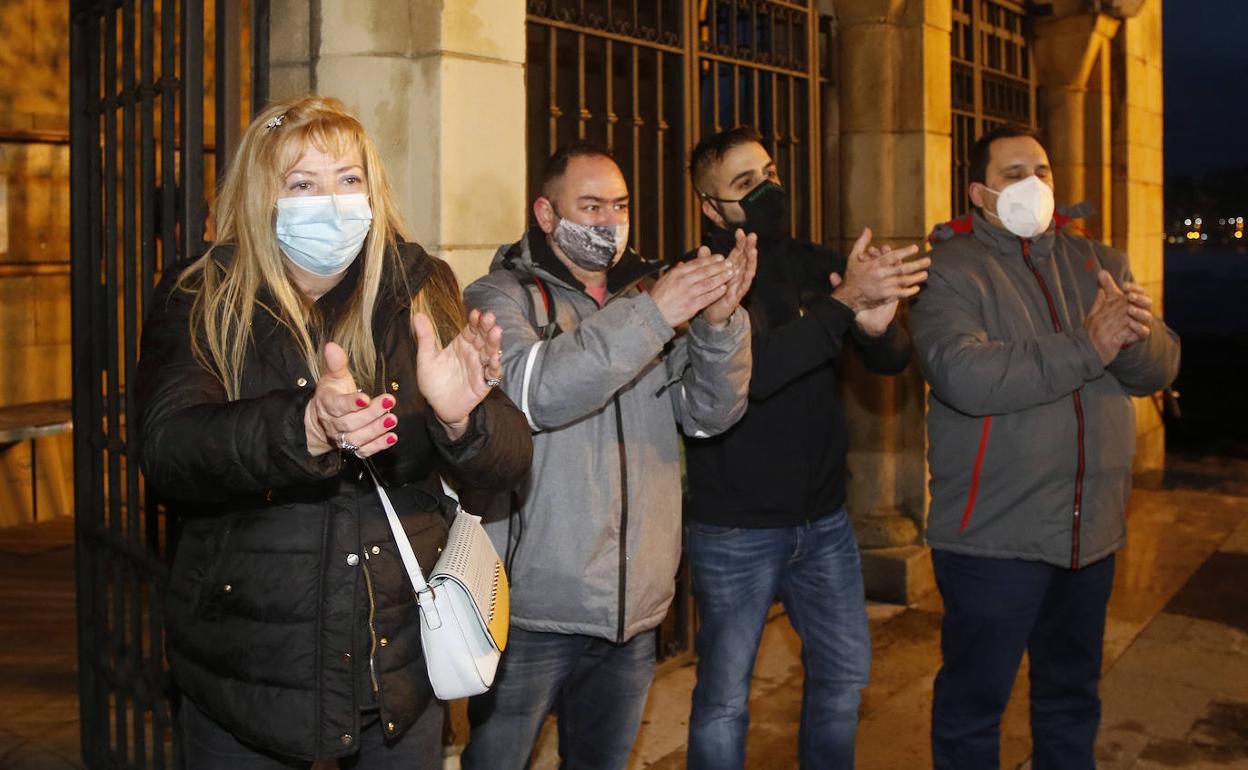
(1184, 218, 1192, 226)
(1239, 217, 1245, 225)
(1201, 234, 1209, 241)
(1195, 217, 1203, 225)
(1220, 218, 1227, 225)
(1237, 232, 1244, 240)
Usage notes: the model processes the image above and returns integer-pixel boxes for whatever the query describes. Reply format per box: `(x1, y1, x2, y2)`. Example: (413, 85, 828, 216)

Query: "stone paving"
(594, 455, 1248, 769)
(1, 456, 1246, 769)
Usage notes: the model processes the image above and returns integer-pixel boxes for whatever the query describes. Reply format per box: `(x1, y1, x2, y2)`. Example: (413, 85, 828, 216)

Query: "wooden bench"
(0, 400, 73, 522)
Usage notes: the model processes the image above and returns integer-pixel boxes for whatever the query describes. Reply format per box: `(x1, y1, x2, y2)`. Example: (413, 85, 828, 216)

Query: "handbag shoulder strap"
(440, 477, 461, 505)
(367, 465, 431, 595)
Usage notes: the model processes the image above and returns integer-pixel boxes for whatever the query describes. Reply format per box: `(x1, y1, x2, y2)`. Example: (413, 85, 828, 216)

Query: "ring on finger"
(338, 431, 361, 453)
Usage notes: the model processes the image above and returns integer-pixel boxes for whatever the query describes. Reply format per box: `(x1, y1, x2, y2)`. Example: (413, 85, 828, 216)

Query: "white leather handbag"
(368, 468, 509, 700)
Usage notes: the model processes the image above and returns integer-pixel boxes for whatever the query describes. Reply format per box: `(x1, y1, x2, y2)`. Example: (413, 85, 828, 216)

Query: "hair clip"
(264, 114, 285, 130)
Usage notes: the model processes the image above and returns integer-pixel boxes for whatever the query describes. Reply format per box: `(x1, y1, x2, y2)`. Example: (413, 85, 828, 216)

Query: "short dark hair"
(539, 142, 615, 199)
(969, 124, 1042, 185)
(689, 125, 765, 194)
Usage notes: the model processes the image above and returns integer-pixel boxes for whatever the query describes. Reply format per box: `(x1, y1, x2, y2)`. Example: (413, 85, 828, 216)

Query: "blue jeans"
(931, 550, 1116, 770)
(685, 509, 871, 770)
(462, 627, 657, 770)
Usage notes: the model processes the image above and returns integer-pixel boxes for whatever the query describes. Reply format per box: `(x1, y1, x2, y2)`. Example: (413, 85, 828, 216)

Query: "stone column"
(268, 0, 527, 288)
(1111, 0, 1168, 471)
(829, 0, 953, 603)
(1036, 2, 1167, 472)
(1033, 12, 1121, 230)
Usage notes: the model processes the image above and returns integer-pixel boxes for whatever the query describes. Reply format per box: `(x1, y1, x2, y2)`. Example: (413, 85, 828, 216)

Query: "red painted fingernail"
(382, 397, 394, 409)
(383, 416, 396, 428)
(386, 435, 397, 445)
(356, 398, 368, 408)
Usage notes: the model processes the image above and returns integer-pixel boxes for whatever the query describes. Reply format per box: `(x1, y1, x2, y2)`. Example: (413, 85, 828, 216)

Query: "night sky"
(1163, 0, 1248, 178)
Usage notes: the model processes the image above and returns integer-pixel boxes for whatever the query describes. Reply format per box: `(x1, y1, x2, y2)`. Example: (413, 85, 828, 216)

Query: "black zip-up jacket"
(683, 228, 912, 528)
(136, 243, 532, 760)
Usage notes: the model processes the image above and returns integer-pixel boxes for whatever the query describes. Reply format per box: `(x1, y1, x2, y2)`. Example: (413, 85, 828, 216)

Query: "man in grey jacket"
(911, 124, 1180, 770)
(461, 143, 755, 770)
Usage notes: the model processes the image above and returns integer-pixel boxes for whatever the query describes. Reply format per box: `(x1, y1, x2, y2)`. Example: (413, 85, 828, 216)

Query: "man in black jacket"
(682, 126, 930, 769)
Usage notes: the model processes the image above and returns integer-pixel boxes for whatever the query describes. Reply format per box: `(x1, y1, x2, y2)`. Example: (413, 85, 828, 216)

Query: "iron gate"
(951, 0, 1037, 216)
(525, 0, 823, 662)
(69, 1, 267, 766)
(526, 0, 823, 259)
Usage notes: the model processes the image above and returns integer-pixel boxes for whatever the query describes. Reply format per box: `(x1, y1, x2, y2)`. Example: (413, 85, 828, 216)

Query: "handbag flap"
(432, 509, 510, 652)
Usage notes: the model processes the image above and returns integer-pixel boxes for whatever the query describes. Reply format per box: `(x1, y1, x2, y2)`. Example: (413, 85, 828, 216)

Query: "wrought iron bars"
(951, 0, 1037, 216)
(69, 1, 268, 766)
(527, 0, 687, 264)
(696, 0, 820, 242)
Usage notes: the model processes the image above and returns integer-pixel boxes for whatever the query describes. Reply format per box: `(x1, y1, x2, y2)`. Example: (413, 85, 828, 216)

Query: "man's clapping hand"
(1083, 270, 1153, 366)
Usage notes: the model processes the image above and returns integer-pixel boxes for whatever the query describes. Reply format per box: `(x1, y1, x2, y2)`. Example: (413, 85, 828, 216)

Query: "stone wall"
(268, 0, 527, 289)
(0, 0, 73, 526)
(1114, 0, 1168, 471)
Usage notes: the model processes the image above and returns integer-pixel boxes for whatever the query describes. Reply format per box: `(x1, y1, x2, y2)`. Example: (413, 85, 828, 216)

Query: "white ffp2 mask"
(984, 175, 1055, 239)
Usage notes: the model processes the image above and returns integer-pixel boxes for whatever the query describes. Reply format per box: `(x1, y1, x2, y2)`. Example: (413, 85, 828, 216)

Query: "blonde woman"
(136, 96, 532, 768)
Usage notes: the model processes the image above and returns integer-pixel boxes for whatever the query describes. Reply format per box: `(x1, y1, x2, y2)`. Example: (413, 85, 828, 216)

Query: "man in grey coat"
(461, 143, 755, 770)
(911, 124, 1180, 770)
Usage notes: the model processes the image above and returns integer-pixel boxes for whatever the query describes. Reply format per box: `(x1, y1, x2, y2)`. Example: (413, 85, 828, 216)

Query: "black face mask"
(711, 181, 789, 240)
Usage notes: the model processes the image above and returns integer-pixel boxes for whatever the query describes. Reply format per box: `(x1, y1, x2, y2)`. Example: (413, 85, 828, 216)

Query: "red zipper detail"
(960, 416, 994, 531)
(1020, 239, 1085, 568)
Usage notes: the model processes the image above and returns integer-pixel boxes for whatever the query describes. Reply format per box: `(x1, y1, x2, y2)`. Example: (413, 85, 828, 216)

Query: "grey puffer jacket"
(911, 211, 1180, 569)
(463, 226, 751, 641)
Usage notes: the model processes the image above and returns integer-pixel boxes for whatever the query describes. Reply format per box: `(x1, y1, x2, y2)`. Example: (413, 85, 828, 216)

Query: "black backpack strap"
(521, 275, 561, 340)
(501, 241, 560, 339)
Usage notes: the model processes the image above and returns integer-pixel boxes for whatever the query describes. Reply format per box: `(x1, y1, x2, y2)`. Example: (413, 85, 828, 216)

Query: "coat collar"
(969, 209, 1057, 262)
(503, 225, 665, 300)
(203, 240, 434, 317)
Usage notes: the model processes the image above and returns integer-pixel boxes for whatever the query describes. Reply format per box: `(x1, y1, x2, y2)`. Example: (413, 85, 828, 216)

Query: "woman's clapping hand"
(411, 308, 504, 441)
(304, 342, 398, 458)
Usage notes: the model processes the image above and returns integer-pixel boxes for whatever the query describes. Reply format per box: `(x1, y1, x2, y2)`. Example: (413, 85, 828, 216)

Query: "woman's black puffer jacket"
(136, 242, 532, 759)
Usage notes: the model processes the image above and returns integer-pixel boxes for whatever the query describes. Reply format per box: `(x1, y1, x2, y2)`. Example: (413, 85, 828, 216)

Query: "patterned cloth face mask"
(551, 217, 629, 272)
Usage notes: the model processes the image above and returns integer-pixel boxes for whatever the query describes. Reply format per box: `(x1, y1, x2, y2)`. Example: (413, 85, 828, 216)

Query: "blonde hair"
(178, 96, 429, 399)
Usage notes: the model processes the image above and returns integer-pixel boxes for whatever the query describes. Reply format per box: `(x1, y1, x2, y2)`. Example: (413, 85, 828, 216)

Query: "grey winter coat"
(463, 227, 751, 641)
(911, 211, 1180, 569)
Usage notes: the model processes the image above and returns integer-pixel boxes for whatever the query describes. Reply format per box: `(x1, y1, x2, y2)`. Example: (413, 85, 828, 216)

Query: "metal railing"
(69, 1, 267, 766)
(951, 0, 1036, 216)
(526, 0, 822, 264)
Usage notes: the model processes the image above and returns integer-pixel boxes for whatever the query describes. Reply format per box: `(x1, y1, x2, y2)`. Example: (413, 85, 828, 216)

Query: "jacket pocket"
(192, 517, 237, 619)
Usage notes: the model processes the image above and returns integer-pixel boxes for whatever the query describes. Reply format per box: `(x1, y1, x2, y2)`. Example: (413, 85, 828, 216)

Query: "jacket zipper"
(360, 553, 381, 695)
(1020, 239, 1085, 568)
(613, 396, 629, 643)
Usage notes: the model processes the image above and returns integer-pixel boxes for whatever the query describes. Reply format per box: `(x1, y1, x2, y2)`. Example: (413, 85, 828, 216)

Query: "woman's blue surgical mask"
(275, 193, 373, 276)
